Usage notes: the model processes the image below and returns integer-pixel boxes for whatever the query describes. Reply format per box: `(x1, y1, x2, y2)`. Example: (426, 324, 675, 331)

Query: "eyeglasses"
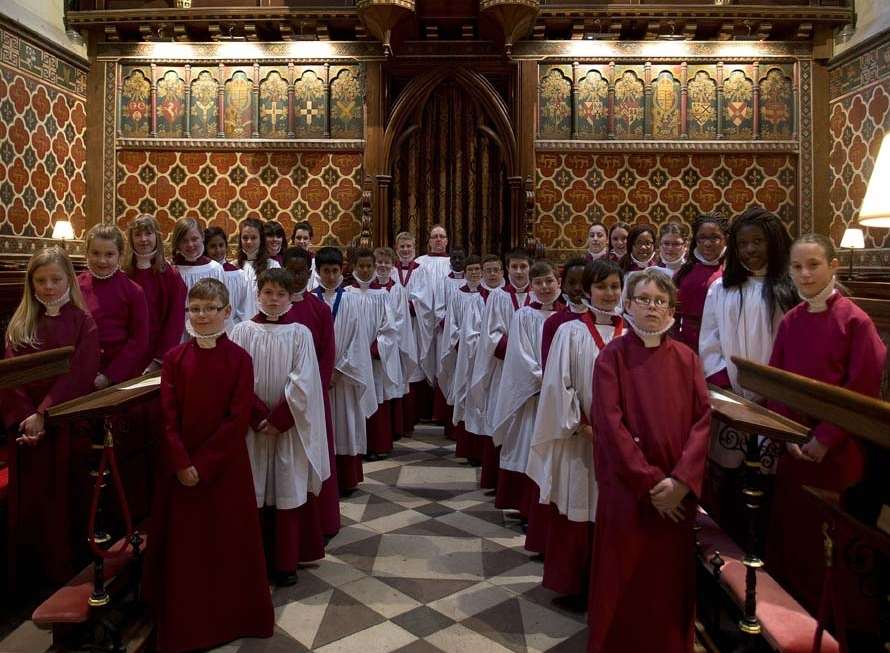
(631, 296, 670, 308)
(187, 305, 225, 316)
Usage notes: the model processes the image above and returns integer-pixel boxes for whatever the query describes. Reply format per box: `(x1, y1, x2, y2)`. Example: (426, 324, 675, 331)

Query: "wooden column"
(184, 64, 191, 138)
(375, 174, 392, 245)
(680, 62, 688, 140)
(217, 64, 225, 138)
(752, 61, 761, 140)
(114, 65, 122, 139)
(571, 61, 579, 140)
(363, 62, 385, 242)
(149, 63, 158, 138)
(716, 61, 724, 140)
(324, 63, 331, 139)
(84, 42, 107, 233)
(644, 61, 652, 139)
(608, 61, 616, 140)
(792, 62, 799, 141)
(811, 60, 832, 239)
(516, 60, 537, 186)
(287, 63, 296, 139)
(251, 63, 260, 139)
(507, 176, 524, 250)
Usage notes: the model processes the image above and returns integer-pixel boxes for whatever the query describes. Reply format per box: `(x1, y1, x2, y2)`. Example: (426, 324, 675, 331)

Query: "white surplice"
(346, 280, 402, 402)
(527, 316, 616, 522)
(391, 262, 428, 385)
(699, 276, 785, 469)
(413, 255, 452, 381)
(221, 264, 250, 326)
(490, 305, 553, 473)
(381, 280, 417, 397)
(230, 320, 330, 510)
(437, 279, 470, 402)
(450, 289, 485, 424)
(240, 258, 281, 320)
(465, 286, 530, 436)
(316, 288, 377, 456)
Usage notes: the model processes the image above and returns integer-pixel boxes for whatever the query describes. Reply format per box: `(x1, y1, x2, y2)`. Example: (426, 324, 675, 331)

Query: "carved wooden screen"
(389, 80, 510, 256)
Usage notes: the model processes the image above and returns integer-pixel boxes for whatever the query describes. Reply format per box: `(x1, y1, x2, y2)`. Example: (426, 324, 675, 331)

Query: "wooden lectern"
(0, 346, 72, 389)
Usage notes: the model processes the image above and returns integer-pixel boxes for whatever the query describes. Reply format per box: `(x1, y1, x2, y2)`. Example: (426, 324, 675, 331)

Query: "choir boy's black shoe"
(275, 571, 298, 587)
(552, 593, 587, 614)
(484, 489, 497, 496)
(529, 553, 545, 563)
(364, 453, 380, 462)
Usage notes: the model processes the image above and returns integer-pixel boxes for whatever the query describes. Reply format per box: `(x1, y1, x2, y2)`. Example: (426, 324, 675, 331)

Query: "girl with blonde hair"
(124, 214, 186, 372)
(170, 217, 226, 334)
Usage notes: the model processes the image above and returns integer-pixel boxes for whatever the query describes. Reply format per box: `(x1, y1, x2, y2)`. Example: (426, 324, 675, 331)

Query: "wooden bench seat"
(32, 534, 146, 628)
(696, 509, 839, 653)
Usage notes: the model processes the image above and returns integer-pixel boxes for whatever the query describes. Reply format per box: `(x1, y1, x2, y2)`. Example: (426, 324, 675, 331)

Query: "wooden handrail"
(733, 356, 890, 451)
(0, 346, 73, 389)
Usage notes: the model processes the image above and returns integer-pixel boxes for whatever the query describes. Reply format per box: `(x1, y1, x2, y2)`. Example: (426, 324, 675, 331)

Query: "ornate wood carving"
(356, 0, 415, 57)
(480, 0, 540, 56)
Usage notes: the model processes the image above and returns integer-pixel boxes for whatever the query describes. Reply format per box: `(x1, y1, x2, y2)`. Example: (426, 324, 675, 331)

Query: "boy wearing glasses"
(231, 269, 330, 587)
(150, 278, 273, 653)
(588, 269, 711, 653)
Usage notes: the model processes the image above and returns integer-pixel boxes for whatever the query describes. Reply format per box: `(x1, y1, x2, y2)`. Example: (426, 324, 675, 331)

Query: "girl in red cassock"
(589, 268, 711, 653)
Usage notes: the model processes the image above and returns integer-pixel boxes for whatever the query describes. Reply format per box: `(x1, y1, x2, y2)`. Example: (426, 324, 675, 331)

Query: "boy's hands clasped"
(650, 477, 690, 523)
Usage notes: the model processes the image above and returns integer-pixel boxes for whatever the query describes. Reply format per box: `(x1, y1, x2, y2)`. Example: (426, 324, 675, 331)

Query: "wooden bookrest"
(0, 346, 72, 389)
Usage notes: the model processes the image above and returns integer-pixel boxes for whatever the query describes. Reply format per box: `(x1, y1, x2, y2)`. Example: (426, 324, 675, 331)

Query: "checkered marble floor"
(0, 425, 588, 653)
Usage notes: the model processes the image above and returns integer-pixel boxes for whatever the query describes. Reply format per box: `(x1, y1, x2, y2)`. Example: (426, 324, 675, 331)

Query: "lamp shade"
(51, 220, 75, 240)
(840, 227, 865, 249)
(858, 133, 890, 227)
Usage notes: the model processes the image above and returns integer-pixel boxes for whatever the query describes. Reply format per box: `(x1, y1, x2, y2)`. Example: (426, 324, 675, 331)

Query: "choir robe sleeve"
(532, 323, 587, 445)
(468, 290, 512, 400)
(188, 351, 254, 482)
(372, 293, 403, 397)
(37, 313, 101, 414)
(392, 285, 418, 386)
(411, 267, 438, 381)
(154, 266, 187, 362)
(103, 281, 150, 384)
(698, 280, 726, 382)
(274, 336, 330, 493)
(335, 299, 378, 419)
(490, 310, 542, 444)
(669, 354, 712, 499)
(592, 346, 665, 499)
(451, 295, 483, 418)
(160, 351, 195, 473)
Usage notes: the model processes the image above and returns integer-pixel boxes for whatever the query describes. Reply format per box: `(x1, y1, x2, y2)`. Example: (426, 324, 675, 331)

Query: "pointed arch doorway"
(377, 67, 521, 255)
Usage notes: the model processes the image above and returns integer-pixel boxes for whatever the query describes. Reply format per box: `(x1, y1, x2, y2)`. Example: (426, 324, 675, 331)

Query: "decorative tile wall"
(534, 152, 798, 257)
(828, 34, 890, 266)
(0, 24, 88, 239)
(115, 151, 364, 246)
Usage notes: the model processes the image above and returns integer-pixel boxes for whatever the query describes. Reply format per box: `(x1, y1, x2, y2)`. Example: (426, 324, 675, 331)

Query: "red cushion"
(696, 510, 839, 653)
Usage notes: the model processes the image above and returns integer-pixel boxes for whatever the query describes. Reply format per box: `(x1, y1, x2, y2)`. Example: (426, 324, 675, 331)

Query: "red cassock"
(675, 261, 722, 353)
(77, 270, 149, 384)
(147, 337, 274, 653)
(589, 332, 711, 653)
(1, 303, 100, 588)
(287, 294, 340, 537)
(766, 293, 887, 621)
(127, 264, 186, 370)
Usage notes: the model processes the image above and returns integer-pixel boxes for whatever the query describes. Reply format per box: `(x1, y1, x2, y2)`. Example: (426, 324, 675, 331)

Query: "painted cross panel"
(156, 68, 186, 138)
(329, 66, 363, 139)
(120, 66, 151, 137)
(614, 68, 644, 139)
(687, 67, 718, 139)
(224, 69, 254, 138)
(723, 68, 754, 139)
(294, 67, 326, 139)
(575, 66, 609, 139)
(189, 69, 218, 138)
(260, 68, 289, 138)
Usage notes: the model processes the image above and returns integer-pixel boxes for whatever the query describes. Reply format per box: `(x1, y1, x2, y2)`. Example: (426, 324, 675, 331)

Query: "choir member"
(263, 220, 286, 266)
(149, 278, 273, 652)
(171, 217, 226, 337)
(480, 254, 506, 296)
(671, 213, 728, 352)
(78, 224, 149, 387)
(585, 222, 609, 263)
(434, 247, 467, 432)
(124, 214, 186, 373)
(527, 259, 624, 607)
(237, 217, 281, 321)
(2, 247, 100, 585)
(608, 221, 630, 261)
(372, 246, 418, 442)
(314, 247, 376, 493)
(391, 231, 426, 432)
(589, 268, 711, 653)
(491, 261, 562, 520)
(541, 257, 590, 366)
(204, 226, 250, 325)
(231, 269, 330, 586)
(700, 207, 798, 469)
(282, 246, 340, 538)
(466, 249, 532, 489)
(618, 224, 657, 276)
(653, 222, 688, 277)
(290, 221, 318, 289)
(414, 224, 452, 386)
(444, 255, 483, 461)
(348, 247, 401, 458)
(766, 234, 886, 616)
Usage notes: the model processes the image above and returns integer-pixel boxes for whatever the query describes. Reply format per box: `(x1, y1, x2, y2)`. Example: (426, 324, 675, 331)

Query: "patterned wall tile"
(115, 151, 364, 246)
(534, 152, 798, 257)
(0, 26, 87, 239)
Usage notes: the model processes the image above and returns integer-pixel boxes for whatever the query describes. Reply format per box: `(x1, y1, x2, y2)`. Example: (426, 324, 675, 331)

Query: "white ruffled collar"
(135, 249, 157, 269)
(89, 266, 118, 280)
(693, 247, 723, 266)
(624, 314, 676, 348)
(186, 320, 225, 348)
(37, 288, 70, 316)
(801, 277, 836, 313)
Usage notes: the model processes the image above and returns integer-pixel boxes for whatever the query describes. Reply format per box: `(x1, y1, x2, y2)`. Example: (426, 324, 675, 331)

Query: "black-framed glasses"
(631, 296, 670, 308)
(187, 305, 225, 316)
